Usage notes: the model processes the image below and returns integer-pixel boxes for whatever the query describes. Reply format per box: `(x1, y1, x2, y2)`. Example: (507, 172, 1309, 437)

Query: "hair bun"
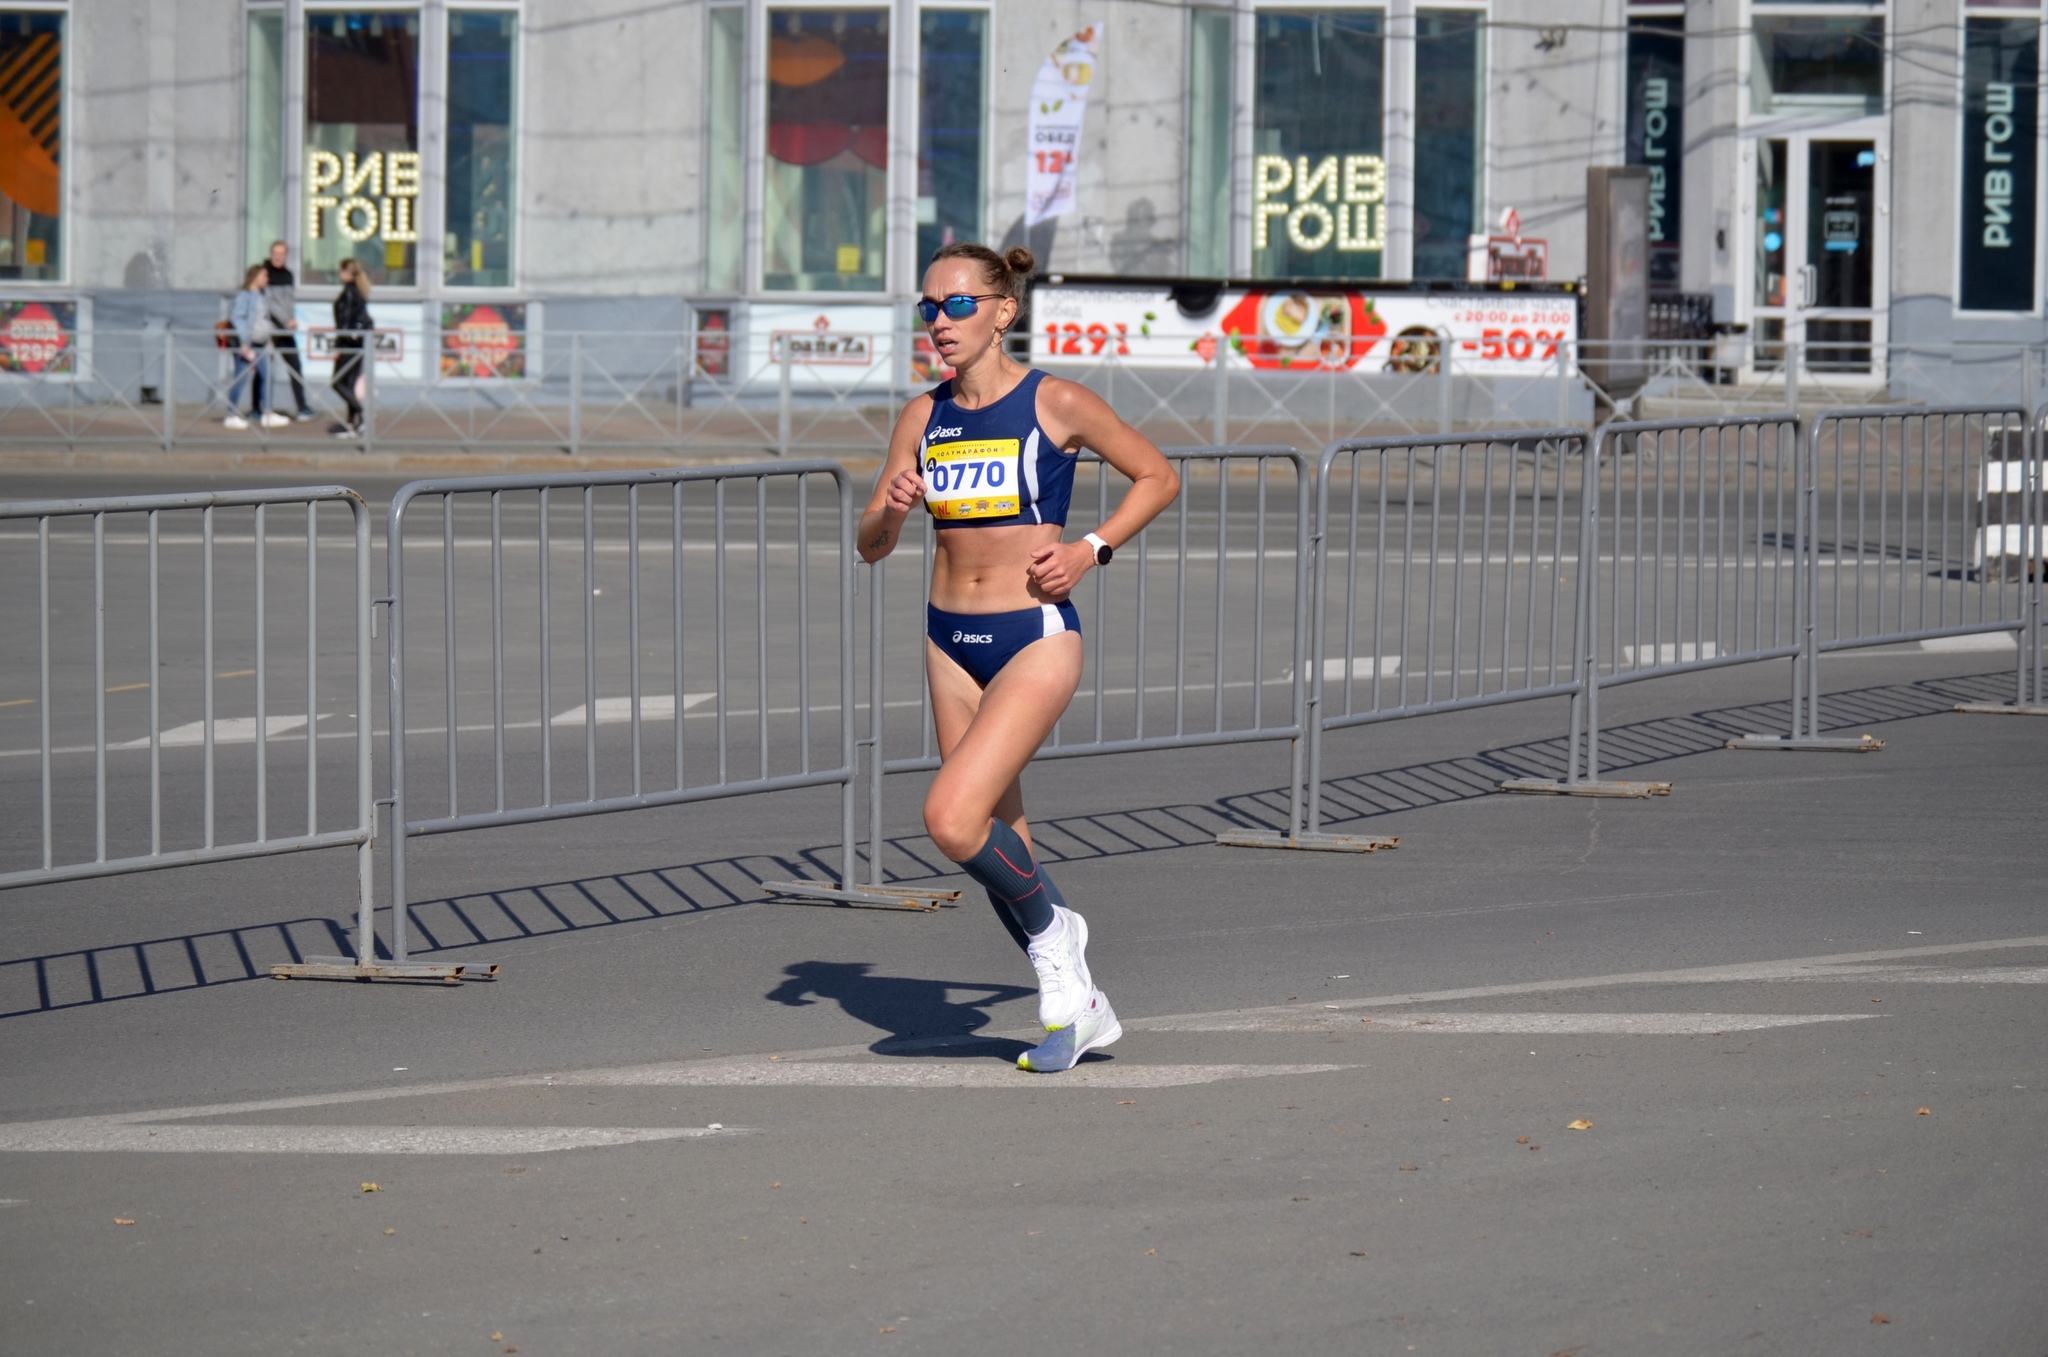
(1004, 246, 1037, 276)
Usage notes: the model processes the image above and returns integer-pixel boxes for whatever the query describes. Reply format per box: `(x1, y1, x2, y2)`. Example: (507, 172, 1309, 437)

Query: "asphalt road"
(1, 468, 2045, 1355)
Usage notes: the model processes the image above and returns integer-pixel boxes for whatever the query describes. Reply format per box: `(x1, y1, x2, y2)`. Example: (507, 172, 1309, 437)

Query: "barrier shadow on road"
(0, 668, 2016, 1022)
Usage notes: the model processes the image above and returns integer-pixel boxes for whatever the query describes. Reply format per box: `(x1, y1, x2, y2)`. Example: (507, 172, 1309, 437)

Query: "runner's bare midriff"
(930, 521, 1067, 613)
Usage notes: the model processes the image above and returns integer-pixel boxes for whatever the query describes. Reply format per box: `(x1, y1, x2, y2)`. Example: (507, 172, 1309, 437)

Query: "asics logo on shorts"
(953, 630, 994, 644)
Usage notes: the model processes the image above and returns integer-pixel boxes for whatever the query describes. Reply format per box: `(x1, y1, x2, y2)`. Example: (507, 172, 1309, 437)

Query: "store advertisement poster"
(1029, 285, 1577, 376)
(0, 300, 75, 374)
(1025, 26, 1099, 226)
(745, 303, 900, 393)
(295, 302, 425, 381)
(441, 302, 527, 379)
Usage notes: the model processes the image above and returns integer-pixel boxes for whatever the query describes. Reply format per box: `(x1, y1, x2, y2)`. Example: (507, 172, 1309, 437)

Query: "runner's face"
(921, 259, 1015, 368)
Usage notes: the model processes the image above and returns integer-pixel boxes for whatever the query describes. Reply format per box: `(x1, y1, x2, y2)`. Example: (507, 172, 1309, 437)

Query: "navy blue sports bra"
(919, 369, 1076, 528)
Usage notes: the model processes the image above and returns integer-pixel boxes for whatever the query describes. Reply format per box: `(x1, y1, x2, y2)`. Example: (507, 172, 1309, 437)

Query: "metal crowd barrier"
(0, 487, 431, 979)
(1244, 429, 1590, 842)
(1501, 414, 1811, 793)
(379, 460, 912, 954)
(834, 447, 1321, 895)
(1779, 405, 2042, 727)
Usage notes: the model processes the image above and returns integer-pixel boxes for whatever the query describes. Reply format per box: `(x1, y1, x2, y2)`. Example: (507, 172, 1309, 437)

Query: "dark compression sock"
(955, 818, 1063, 941)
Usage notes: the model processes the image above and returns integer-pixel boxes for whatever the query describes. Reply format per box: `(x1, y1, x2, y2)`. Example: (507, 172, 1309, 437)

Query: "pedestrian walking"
(329, 257, 373, 437)
(224, 264, 289, 431)
(263, 239, 317, 421)
(858, 243, 1180, 1073)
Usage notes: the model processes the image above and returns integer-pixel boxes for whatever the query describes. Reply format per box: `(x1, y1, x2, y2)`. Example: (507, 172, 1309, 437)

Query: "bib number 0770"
(925, 456, 1007, 493)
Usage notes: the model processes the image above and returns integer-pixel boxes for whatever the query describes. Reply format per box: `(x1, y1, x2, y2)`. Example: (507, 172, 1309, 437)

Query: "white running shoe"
(222, 414, 250, 430)
(1018, 990, 1122, 1073)
(1025, 905, 1093, 1031)
(259, 411, 291, 428)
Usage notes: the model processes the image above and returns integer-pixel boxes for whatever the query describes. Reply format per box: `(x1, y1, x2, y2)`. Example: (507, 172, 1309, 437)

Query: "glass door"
(1751, 133, 1886, 376)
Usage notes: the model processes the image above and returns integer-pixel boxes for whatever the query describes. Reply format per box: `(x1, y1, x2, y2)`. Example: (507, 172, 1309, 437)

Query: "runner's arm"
(1027, 378, 1180, 596)
(859, 395, 934, 563)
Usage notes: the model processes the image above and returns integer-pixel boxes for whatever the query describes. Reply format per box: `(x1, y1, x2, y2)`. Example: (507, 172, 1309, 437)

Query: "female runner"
(859, 243, 1179, 1073)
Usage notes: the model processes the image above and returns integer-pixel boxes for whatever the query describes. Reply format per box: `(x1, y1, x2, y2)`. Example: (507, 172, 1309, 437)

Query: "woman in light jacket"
(225, 265, 287, 430)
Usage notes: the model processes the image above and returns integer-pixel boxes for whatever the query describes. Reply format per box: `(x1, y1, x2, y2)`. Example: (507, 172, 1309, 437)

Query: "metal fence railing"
(1499, 414, 1815, 792)
(1774, 405, 2042, 730)
(0, 487, 466, 981)
(380, 461, 933, 953)
(1244, 429, 1593, 840)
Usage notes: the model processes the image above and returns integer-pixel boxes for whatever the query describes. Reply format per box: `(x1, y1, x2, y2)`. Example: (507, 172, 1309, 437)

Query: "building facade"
(0, 0, 2042, 370)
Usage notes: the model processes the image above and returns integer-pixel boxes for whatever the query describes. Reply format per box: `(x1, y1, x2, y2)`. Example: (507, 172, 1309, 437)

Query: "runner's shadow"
(765, 960, 1038, 1059)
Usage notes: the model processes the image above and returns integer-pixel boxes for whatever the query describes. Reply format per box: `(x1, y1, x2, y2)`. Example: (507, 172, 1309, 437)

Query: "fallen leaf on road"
(383, 1228, 395, 1236)
(1359, 1017, 1373, 1024)
(1440, 1097, 1452, 1103)
(1871, 1313, 1890, 1324)
(1117, 1100, 1136, 1106)
(1566, 1120, 1593, 1131)
(1144, 1248, 1157, 1256)
(1916, 1108, 1931, 1116)
(504, 1347, 519, 1353)
(1528, 1144, 1541, 1151)
(113, 1218, 134, 1226)
(879, 1327, 897, 1334)
(1398, 1165, 1419, 1172)
(1516, 1137, 1530, 1145)
(1350, 1250, 1370, 1258)
(768, 1056, 781, 1062)
(772, 1182, 782, 1189)
(492, 1334, 503, 1343)
(361, 1183, 380, 1193)
(1870, 998, 1882, 1004)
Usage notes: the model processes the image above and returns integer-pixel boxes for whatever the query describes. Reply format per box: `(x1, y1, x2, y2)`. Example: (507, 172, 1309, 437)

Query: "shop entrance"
(1750, 131, 1887, 377)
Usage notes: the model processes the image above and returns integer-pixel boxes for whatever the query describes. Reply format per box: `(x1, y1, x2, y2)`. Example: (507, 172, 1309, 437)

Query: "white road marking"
(550, 694, 716, 725)
(551, 1061, 1352, 1089)
(1142, 1012, 1880, 1035)
(109, 714, 310, 749)
(5, 935, 2042, 1156)
(0, 1124, 729, 1155)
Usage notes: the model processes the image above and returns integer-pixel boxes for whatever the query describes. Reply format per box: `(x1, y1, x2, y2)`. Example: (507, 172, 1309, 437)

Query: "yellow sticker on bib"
(924, 439, 1022, 521)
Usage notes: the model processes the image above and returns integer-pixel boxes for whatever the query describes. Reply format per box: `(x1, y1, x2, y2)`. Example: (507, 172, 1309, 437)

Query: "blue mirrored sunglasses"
(917, 293, 1004, 323)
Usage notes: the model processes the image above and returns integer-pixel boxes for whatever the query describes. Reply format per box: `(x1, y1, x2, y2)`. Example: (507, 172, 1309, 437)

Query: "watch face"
(1095, 541, 1113, 564)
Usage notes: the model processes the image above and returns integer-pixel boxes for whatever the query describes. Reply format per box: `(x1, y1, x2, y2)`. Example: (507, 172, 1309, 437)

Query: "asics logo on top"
(952, 630, 994, 644)
(929, 425, 964, 439)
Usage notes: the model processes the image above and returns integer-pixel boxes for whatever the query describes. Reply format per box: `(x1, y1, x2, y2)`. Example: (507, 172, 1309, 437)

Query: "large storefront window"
(917, 10, 985, 267)
(444, 10, 516, 288)
(1626, 15, 1684, 291)
(1959, 16, 2038, 313)
(705, 5, 745, 292)
(1253, 10, 1385, 279)
(0, 10, 62, 281)
(1751, 15, 1884, 116)
(764, 7, 887, 292)
(1414, 10, 1481, 281)
(305, 11, 420, 287)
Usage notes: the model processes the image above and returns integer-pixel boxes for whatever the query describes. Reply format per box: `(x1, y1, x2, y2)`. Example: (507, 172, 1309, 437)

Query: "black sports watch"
(1084, 532, 1114, 565)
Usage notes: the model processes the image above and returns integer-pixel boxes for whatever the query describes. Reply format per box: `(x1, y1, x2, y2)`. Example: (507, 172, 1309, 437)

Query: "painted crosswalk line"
(0, 1123, 732, 1155)
(1140, 1012, 1880, 1035)
(550, 1061, 1353, 1090)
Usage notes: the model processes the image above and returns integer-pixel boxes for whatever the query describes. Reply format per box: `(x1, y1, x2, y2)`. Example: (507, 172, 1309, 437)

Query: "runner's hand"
(1026, 541, 1092, 598)
(884, 468, 927, 513)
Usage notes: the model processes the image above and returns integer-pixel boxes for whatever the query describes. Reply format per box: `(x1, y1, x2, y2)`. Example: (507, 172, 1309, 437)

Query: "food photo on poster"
(0, 300, 76, 374)
(440, 302, 527, 379)
(1028, 281, 1578, 375)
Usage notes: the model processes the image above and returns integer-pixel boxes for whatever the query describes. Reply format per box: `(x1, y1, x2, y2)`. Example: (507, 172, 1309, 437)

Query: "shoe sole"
(1018, 994, 1122, 1073)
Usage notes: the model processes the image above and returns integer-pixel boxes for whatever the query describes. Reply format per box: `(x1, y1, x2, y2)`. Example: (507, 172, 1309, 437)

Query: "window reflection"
(764, 8, 889, 292)
(445, 10, 516, 288)
(0, 11, 63, 281)
(1751, 17, 1884, 115)
(304, 11, 420, 287)
(1253, 10, 1386, 280)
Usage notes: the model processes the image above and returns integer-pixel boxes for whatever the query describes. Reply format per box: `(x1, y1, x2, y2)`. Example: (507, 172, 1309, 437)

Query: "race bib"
(923, 438, 1022, 521)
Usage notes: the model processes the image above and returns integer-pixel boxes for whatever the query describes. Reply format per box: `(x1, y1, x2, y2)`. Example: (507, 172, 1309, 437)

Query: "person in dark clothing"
(262, 240, 317, 420)
(329, 257, 373, 437)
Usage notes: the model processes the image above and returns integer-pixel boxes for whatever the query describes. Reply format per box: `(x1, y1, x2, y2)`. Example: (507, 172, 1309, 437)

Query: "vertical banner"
(1960, 17, 2039, 312)
(1024, 26, 1100, 226)
(1625, 18, 1685, 292)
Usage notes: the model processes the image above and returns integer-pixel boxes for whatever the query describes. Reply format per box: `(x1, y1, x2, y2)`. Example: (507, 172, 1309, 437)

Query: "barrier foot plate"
(1499, 778, 1672, 798)
(270, 955, 496, 984)
(763, 880, 962, 911)
(1725, 733, 1885, 751)
(1214, 830, 1399, 853)
(1954, 703, 2048, 717)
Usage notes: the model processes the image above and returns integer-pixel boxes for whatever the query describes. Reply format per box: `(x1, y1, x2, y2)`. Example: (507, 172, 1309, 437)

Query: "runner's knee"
(923, 794, 990, 861)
